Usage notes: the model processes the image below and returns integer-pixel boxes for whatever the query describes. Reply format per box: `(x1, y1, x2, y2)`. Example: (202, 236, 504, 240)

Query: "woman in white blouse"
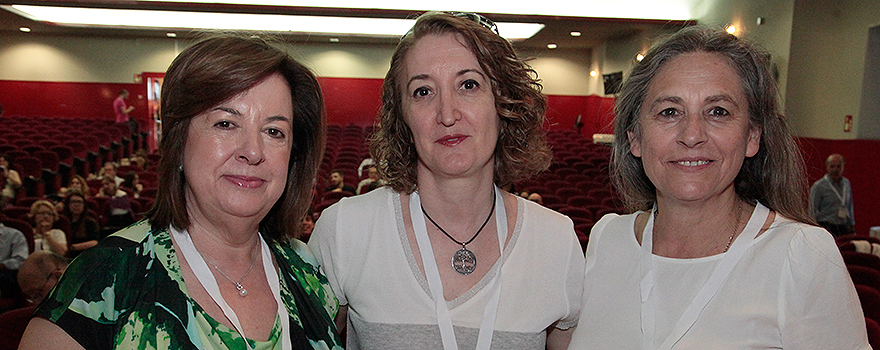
(569, 26, 869, 349)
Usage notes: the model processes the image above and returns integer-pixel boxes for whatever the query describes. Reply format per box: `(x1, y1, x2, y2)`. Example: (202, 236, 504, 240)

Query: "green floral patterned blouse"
(35, 220, 344, 350)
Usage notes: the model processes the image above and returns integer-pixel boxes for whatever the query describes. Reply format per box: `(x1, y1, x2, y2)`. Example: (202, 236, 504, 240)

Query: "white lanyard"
(409, 186, 507, 350)
(171, 226, 291, 350)
(639, 202, 769, 350)
(822, 175, 848, 205)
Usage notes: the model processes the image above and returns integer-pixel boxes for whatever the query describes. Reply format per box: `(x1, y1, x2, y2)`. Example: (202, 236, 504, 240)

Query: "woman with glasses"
(61, 190, 100, 258)
(28, 200, 67, 257)
(310, 11, 584, 350)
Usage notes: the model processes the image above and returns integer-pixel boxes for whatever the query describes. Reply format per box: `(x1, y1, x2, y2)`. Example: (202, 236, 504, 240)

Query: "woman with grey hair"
(310, 11, 583, 350)
(569, 26, 868, 349)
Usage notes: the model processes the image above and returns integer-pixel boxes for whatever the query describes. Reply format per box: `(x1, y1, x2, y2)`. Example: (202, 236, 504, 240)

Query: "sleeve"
(1, 230, 28, 270)
(779, 225, 871, 349)
(557, 216, 586, 330)
(309, 201, 347, 306)
(808, 182, 820, 221)
(847, 181, 855, 226)
(50, 229, 67, 249)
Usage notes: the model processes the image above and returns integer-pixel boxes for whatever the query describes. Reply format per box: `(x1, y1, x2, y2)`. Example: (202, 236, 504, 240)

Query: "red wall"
(1, 78, 876, 234)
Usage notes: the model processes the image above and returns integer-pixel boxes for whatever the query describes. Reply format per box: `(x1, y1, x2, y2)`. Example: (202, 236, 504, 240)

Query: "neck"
(415, 167, 496, 239)
(183, 202, 263, 264)
(829, 174, 842, 183)
(652, 191, 746, 258)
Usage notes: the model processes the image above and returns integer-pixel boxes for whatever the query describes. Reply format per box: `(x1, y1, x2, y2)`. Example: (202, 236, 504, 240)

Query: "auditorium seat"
(856, 285, 880, 323)
(849, 266, 880, 292)
(842, 251, 880, 271)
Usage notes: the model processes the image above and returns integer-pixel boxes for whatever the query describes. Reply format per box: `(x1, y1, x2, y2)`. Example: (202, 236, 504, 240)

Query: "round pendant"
(452, 248, 477, 275)
(234, 283, 248, 297)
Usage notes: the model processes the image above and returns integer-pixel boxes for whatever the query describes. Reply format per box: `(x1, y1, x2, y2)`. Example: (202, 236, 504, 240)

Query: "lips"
(436, 134, 468, 146)
(675, 160, 711, 166)
(224, 175, 266, 188)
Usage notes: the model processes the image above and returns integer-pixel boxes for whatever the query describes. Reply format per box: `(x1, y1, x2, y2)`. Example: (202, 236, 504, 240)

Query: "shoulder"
(764, 216, 843, 268)
(324, 186, 395, 219)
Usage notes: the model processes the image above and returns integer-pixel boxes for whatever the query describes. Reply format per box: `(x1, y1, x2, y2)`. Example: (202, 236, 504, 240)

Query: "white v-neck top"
(310, 187, 584, 349)
(569, 209, 870, 349)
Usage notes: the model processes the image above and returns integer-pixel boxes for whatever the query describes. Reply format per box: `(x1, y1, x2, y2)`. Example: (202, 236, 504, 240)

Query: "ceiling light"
(726, 25, 737, 34)
(330, 38, 340, 42)
(137, 0, 695, 20)
(19, 26, 30, 32)
(570, 31, 581, 37)
(166, 32, 177, 37)
(636, 53, 645, 61)
(547, 43, 558, 49)
(590, 70, 598, 77)
(3, 5, 544, 40)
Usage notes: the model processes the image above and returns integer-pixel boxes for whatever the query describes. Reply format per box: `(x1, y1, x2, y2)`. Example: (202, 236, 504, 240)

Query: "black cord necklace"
(421, 194, 496, 275)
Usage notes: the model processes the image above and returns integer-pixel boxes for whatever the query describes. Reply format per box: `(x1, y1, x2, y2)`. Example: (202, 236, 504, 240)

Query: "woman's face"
(34, 204, 55, 227)
(69, 178, 82, 189)
(401, 33, 498, 182)
(183, 73, 293, 223)
(301, 215, 314, 235)
(629, 52, 760, 204)
(68, 195, 85, 216)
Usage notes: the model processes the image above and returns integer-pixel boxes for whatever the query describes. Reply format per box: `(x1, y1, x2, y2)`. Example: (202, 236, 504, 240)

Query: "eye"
(707, 106, 730, 117)
(265, 127, 286, 139)
(412, 86, 431, 98)
(658, 108, 679, 118)
(461, 79, 480, 90)
(213, 120, 233, 129)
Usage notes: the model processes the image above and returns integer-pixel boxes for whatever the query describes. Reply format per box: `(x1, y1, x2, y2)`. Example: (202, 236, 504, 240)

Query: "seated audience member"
(357, 158, 374, 178)
(300, 209, 316, 242)
(325, 169, 355, 194)
(58, 175, 91, 200)
(96, 177, 135, 230)
(131, 149, 149, 170)
(28, 201, 67, 257)
(0, 155, 22, 208)
(0, 221, 28, 298)
(61, 191, 100, 258)
(527, 192, 543, 205)
(120, 171, 143, 199)
(17, 251, 68, 306)
(95, 162, 124, 187)
(356, 165, 386, 194)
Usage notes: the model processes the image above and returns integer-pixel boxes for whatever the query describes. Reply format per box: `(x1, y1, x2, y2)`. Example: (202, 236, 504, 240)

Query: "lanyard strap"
(823, 175, 848, 205)
(409, 186, 507, 350)
(171, 226, 291, 350)
(639, 203, 769, 350)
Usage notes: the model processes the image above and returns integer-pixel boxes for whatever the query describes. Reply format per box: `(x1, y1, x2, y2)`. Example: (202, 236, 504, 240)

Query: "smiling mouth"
(675, 160, 711, 166)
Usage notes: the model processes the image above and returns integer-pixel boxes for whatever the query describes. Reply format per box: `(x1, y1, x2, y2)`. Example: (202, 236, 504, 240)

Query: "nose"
(237, 131, 265, 165)
(436, 90, 462, 127)
(677, 114, 708, 148)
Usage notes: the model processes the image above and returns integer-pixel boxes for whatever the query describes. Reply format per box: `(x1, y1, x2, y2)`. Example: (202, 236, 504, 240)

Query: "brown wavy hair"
(612, 25, 812, 224)
(146, 33, 325, 241)
(371, 12, 551, 193)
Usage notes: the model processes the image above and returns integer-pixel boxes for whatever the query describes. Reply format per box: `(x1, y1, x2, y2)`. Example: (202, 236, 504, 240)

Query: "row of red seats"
(837, 234, 880, 348)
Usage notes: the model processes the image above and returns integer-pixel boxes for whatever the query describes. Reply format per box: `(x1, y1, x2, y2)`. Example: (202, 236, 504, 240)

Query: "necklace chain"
(724, 200, 744, 253)
(420, 194, 496, 248)
(654, 200, 744, 254)
(201, 245, 259, 297)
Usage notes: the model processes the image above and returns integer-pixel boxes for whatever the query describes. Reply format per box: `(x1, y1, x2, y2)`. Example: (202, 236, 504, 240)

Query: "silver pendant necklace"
(420, 194, 495, 275)
(201, 246, 259, 297)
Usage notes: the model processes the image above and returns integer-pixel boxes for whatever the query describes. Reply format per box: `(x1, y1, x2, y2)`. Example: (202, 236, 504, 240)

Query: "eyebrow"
(405, 69, 485, 89)
(648, 93, 740, 109)
(213, 107, 291, 124)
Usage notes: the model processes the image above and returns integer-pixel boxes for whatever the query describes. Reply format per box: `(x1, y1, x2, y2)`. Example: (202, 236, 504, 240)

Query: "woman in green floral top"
(20, 35, 343, 350)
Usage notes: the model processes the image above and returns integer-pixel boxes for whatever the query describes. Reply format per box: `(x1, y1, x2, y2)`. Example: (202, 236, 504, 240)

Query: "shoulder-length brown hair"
(146, 34, 325, 241)
(612, 25, 812, 224)
(371, 12, 551, 193)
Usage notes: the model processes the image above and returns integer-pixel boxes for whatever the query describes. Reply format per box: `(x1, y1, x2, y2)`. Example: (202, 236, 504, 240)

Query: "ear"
(628, 130, 642, 157)
(745, 126, 761, 157)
